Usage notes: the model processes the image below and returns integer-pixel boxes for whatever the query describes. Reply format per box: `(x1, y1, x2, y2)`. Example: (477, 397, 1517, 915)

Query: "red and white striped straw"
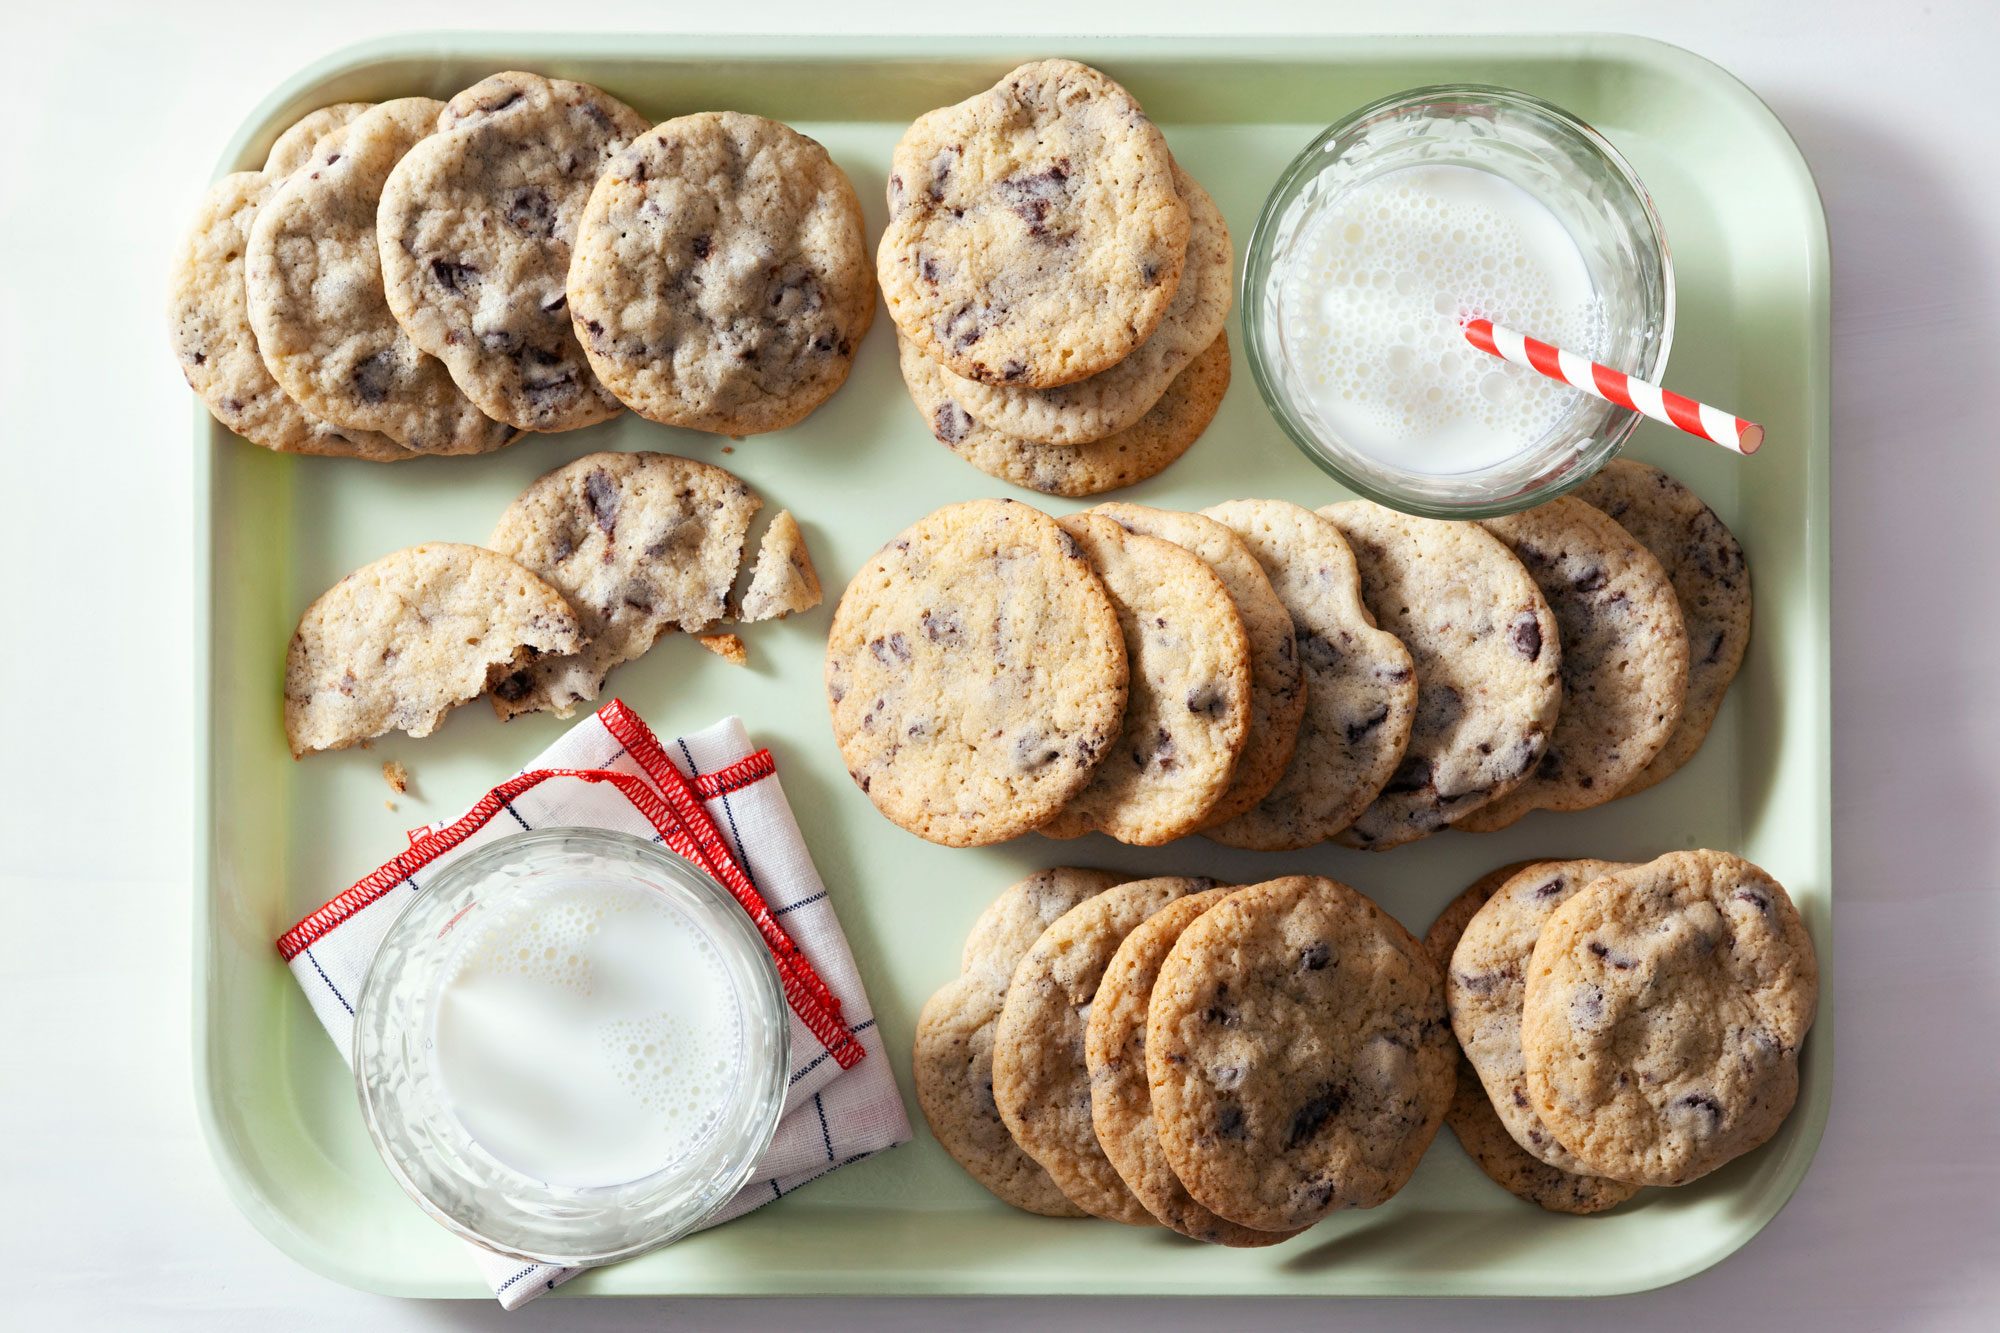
(1462, 317, 1763, 456)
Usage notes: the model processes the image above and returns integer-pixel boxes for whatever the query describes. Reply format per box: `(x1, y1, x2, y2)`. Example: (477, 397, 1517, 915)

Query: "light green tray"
(195, 32, 1831, 1299)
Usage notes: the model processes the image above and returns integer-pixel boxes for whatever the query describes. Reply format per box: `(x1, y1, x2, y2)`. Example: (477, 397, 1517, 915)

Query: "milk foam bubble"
(427, 878, 744, 1189)
(1276, 163, 1603, 475)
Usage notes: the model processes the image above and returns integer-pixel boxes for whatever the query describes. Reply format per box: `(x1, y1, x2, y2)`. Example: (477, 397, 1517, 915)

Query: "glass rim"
(352, 825, 791, 1267)
(1240, 82, 1676, 519)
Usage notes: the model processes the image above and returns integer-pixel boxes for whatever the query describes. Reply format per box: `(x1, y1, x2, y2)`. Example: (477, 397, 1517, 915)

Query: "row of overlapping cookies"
(824, 458, 1748, 849)
(917, 851, 1818, 1240)
(281, 453, 823, 756)
(879, 59, 1234, 496)
(170, 71, 875, 459)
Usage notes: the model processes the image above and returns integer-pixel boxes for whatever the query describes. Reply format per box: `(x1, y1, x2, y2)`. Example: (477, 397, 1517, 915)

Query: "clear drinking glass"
(1242, 84, 1673, 517)
(352, 827, 790, 1266)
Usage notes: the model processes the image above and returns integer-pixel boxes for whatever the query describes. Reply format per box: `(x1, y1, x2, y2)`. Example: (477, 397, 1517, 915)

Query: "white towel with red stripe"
(277, 700, 911, 1310)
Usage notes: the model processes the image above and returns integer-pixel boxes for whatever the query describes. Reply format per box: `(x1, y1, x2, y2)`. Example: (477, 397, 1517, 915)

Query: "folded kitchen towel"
(276, 699, 911, 1309)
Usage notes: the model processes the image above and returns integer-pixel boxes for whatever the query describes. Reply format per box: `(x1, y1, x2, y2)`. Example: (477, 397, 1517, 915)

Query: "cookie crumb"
(384, 800, 397, 812)
(698, 633, 749, 666)
(721, 445, 735, 454)
(382, 760, 409, 795)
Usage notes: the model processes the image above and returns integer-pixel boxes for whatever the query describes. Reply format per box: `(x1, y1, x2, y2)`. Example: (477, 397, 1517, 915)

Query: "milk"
(427, 878, 744, 1189)
(1275, 163, 1603, 475)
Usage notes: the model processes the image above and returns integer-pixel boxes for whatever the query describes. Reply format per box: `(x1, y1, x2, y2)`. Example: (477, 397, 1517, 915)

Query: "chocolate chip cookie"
(914, 867, 1125, 1216)
(1573, 459, 1752, 797)
(903, 330, 1227, 497)
(993, 876, 1213, 1224)
(169, 166, 411, 462)
(1522, 850, 1818, 1187)
(824, 499, 1127, 846)
(1317, 502, 1562, 849)
(1199, 501, 1417, 851)
(1148, 875, 1454, 1231)
(938, 167, 1231, 445)
(1459, 497, 1689, 830)
(246, 99, 518, 455)
(879, 59, 1188, 388)
(1423, 865, 1642, 1215)
(284, 543, 583, 756)
(568, 111, 873, 436)
(737, 510, 822, 622)
(487, 451, 762, 719)
(1448, 860, 1638, 1175)
(1038, 514, 1252, 846)
(1090, 502, 1305, 828)
(1087, 888, 1301, 1246)
(378, 72, 650, 432)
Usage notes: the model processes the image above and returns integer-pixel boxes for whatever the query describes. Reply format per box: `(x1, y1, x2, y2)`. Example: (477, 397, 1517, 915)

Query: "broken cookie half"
(284, 542, 583, 756)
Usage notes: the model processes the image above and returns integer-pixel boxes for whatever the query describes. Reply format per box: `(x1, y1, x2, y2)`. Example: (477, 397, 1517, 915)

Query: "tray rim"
(192, 28, 1833, 1301)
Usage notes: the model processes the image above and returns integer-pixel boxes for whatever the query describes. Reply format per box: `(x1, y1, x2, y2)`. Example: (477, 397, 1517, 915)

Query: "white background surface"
(5, 1, 1996, 1328)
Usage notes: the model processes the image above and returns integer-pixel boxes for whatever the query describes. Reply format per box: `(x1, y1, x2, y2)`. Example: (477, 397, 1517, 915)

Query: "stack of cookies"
(823, 461, 1751, 850)
(170, 71, 873, 458)
(918, 850, 1817, 1235)
(878, 60, 1233, 497)
(916, 868, 1455, 1241)
(284, 452, 823, 757)
(1425, 851, 1819, 1212)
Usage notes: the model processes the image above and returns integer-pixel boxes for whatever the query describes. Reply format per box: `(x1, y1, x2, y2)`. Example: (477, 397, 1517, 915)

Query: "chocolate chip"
(1187, 686, 1225, 716)
(492, 670, 531, 702)
(996, 162, 1072, 236)
(540, 293, 566, 313)
(1285, 1084, 1347, 1149)
(1733, 887, 1771, 913)
(1299, 942, 1331, 972)
(1673, 1091, 1724, 1131)
(504, 186, 554, 236)
(1570, 984, 1606, 1029)
(1454, 969, 1505, 995)
(1345, 704, 1390, 744)
(932, 401, 972, 444)
(918, 254, 942, 285)
(430, 258, 478, 292)
(352, 351, 395, 404)
(1587, 940, 1637, 969)
(1140, 260, 1159, 284)
(1533, 876, 1566, 899)
(921, 609, 962, 643)
(1012, 733, 1060, 769)
(1203, 1004, 1240, 1030)
(584, 470, 619, 534)
(691, 234, 711, 260)
(1001, 359, 1027, 381)
(1572, 565, 1608, 593)
(1512, 1088, 1530, 1108)
(1215, 1104, 1246, 1139)
(1509, 612, 1543, 660)
(1296, 629, 1342, 672)
(1212, 1064, 1244, 1091)
(482, 89, 525, 115)
(939, 303, 986, 350)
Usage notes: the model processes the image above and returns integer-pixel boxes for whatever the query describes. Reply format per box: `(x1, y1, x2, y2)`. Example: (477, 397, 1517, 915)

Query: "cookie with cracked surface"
(879, 59, 1188, 388)
(1087, 888, 1302, 1245)
(993, 876, 1212, 1223)
(1573, 459, 1751, 798)
(284, 543, 582, 756)
(246, 99, 518, 455)
(1449, 859, 1639, 1175)
(568, 111, 873, 436)
(1039, 514, 1252, 845)
(264, 102, 373, 176)
(1147, 875, 1454, 1232)
(169, 166, 412, 462)
(905, 331, 1226, 498)
(378, 72, 649, 432)
(824, 499, 1127, 846)
(1317, 501, 1562, 850)
(1090, 502, 1304, 828)
(915, 867, 1125, 1216)
(1522, 850, 1818, 1187)
(1457, 497, 1689, 831)
(1423, 865, 1643, 1215)
(1199, 500, 1416, 851)
(738, 510, 822, 622)
(937, 167, 1231, 445)
(487, 451, 761, 719)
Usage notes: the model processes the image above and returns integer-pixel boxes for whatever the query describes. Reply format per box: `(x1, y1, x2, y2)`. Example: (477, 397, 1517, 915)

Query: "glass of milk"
(353, 828, 790, 1265)
(1243, 85, 1672, 517)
